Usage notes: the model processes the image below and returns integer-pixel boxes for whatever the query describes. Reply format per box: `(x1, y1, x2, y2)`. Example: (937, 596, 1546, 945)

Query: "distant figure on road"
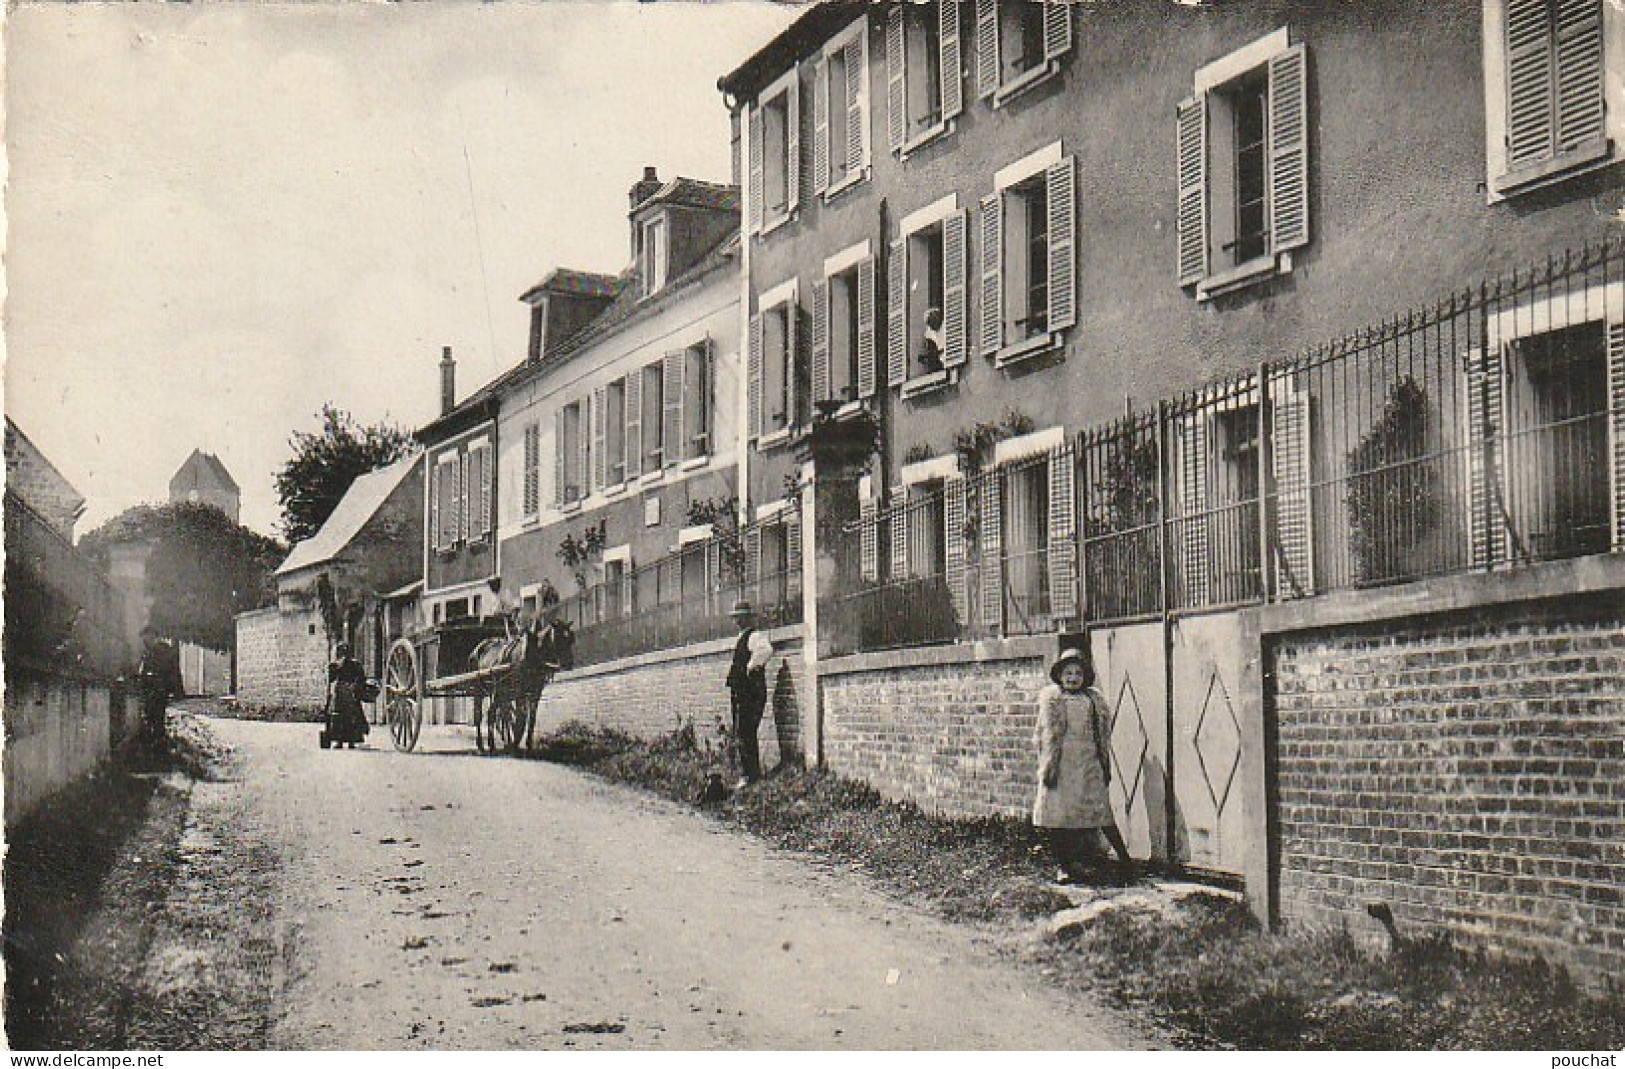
(1033, 648, 1132, 884)
(725, 600, 773, 789)
(324, 642, 369, 750)
(136, 626, 183, 749)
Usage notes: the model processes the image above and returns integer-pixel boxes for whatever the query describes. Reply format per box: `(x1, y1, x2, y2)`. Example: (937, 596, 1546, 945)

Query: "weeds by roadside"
(532, 718, 1625, 1051)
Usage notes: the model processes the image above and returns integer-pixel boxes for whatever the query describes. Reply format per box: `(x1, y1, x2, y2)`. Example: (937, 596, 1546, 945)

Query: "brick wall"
(1271, 597, 1625, 987)
(821, 645, 1048, 819)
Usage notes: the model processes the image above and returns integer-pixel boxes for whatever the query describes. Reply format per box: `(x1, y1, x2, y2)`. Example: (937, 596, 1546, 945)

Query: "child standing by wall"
(1033, 648, 1133, 884)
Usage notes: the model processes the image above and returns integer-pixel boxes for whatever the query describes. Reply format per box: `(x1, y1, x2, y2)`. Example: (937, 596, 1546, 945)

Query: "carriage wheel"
(385, 639, 422, 753)
(488, 691, 520, 754)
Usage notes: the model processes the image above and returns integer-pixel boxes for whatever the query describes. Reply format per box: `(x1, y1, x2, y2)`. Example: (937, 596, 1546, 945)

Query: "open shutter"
(975, 0, 998, 100)
(455, 451, 467, 545)
(940, 0, 964, 121)
(1466, 346, 1509, 567)
(576, 408, 589, 505)
(786, 512, 803, 577)
(845, 34, 866, 175)
(1268, 45, 1310, 255)
(431, 458, 444, 549)
(856, 255, 878, 398)
(748, 313, 764, 440)
(1046, 156, 1077, 333)
(663, 351, 684, 468)
(1176, 414, 1212, 606)
(943, 209, 969, 368)
(1270, 376, 1315, 597)
(979, 475, 1004, 633)
(979, 192, 1003, 356)
(945, 477, 969, 626)
(478, 447, 492, 537)
(1042, 0, 1071, 62)
(887, 240, 908, 387)
(624, 372, 642, 481)
(748, 104, 765, 233)
(1048, 448, 1078, 622)
(524, 423, 539, 517)
(787, 76, 802, 211)
(886, 5, 907, 153)
(811, 277, 831, 405)
(787, 305, 803, 428)
(746, 526, 765, 593)
(1555, 0, 1606, 153)
(889, 487, 909, 579)
(553, 410, 565, 507)
(592, 386, 607, 491)
(860, 496, 880, 582)
(813, 57, 831, 196)
(1176, 95, 1208, 286)
(1609, 319, 1625, 550)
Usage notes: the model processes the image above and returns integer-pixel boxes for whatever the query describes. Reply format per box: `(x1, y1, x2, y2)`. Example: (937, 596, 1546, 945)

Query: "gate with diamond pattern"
(1090, 609, 1251, 877)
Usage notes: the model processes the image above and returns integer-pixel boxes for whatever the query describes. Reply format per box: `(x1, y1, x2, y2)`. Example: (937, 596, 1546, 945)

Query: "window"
(604, 553, 631, 618)
(1002, 456, 1051, 633)
(555, 400, 585, 506)
(523, 422, 541, 518)
(598, 379, 627, 487)
(815, 18, 870, 198)
(465, 439, 491, 540)
(891, 198, 968, 391)
(748, 69, 800, 234)
(641, 362, 665, 472)
(974, 0, 1070, 104)
(1178, 30, 1309, 297)
(1174, 395, 1263, 609)
(905, 485, 947, 580)
(638, 217, 668, 297)
(979, 146, 1075, 365)
(813, 242, 877, 406)
(432, 453, 459, 550)
(682, 342, 714, 461)
(1485, 0, 1615, 199)
(750, 282, 802, 441)
(444, 597, 470, 621)
(886, 0, 962, 154)
(967, 430, 1076, 636)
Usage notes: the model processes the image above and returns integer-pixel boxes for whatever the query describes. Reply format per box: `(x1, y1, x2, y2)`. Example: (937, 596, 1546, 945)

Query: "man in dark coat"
(136, 626, 182, 749)
(724, 600, 773, 789)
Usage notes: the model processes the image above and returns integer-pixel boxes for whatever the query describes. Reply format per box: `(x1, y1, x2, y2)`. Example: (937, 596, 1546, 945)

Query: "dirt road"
(189, 715, 1148, 1050)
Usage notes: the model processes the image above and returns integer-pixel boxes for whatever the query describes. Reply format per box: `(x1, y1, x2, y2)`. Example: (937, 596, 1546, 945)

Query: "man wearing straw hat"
(725, 599, 774, 788)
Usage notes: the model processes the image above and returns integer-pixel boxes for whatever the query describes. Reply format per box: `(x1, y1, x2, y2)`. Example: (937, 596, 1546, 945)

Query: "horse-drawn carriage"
(381, 613, 572, 754)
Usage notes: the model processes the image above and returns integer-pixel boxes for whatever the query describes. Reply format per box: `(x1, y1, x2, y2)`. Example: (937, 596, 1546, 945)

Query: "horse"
(469, 615, 573, 754)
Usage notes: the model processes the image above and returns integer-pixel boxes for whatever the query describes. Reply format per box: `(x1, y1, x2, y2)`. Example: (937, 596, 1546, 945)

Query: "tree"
(275, 404, 415, 544)
(79, 502, 286, 652)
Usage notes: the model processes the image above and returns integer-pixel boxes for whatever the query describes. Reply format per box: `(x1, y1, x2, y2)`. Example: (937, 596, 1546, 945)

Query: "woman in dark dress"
(325, 643, 370, 749)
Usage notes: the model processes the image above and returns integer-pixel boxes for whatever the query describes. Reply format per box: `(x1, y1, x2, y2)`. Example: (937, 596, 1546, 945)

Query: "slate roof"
(519, 268, 624, 305)
(276, 454, 421, 576)
(182, 449, 240, 493)
(636, 178, 741, 214)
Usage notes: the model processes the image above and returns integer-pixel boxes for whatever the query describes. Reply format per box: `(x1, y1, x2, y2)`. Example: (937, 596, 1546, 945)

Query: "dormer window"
(639, 216, 669, 298)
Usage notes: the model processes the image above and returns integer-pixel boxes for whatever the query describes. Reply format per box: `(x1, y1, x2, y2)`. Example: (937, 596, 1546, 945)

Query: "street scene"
(6, 0, 1625, 1054)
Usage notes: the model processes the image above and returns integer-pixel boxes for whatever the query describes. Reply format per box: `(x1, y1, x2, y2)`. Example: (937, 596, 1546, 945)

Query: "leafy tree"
(79, 502, 285, 652)
(275, 404, 415, 544)
(1346, 377, 1442, 584)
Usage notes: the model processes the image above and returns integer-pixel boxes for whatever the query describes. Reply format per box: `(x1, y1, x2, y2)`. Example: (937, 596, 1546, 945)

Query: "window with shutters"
(888, 1, 963, 157)
(751, 281, 802, 444)
(816, 19, 870, 200)
(1178, 29, 1310, 299)
(603, 379, 627, 488)
(906, 482, 948, 580)
(1484, 0, 1616, 200)
(895, 196, 968, 395)
(433, 453, 459, 551)
(1173, 395, 1263, 609)
(830, 264, 863, 402)
(982, 144, 1075, 368)
(1002, 455, 1051, 633)
(750, 69, 800, 235)
(637, 217, 668, 298)
(816, 241, 878, 409)
(558, 400, 585, 506)
(641, 363, 665, 473)
(975, 0, 1070, 106)
(682, 342, 714, 461)
(465, 438, 492, 542)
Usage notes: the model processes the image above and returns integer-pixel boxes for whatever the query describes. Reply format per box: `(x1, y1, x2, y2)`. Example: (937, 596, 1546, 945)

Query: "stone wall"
(4, 671, 125, 829)
(233, 603, 327, 712)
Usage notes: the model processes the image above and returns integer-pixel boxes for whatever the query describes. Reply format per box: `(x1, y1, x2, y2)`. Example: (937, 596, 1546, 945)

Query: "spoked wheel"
(385, 639, 422, 753)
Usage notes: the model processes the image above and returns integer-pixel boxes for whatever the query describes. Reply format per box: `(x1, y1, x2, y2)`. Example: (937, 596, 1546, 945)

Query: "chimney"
(629, 165, 662, 211)
(439, 345, 456, 415)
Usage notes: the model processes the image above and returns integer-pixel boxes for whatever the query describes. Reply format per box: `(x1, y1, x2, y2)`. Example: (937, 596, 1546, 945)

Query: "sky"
(4, 1, 796, 540)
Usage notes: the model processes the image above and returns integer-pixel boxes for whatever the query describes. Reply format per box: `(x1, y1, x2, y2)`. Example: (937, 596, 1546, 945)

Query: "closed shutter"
(786, 78, 802, 212)
(748, 313, 764, 440)
(1268, 45, 1310, 255)
(845, 34, 866, 175)
(940, 0, 964, 121)
(748, 103, 765, 233)
(1466, 346, 1509, 567)
(663, 350, 684, 468)
(1042, 0, 1071, 62)
(1554, 0, 1605, 154)
(592, 386, 607, 491)
(857, 255, 878, 398)
(1506, 0, 1555, 165)
(1048, 448, 1078, 622)
(1176, 95, 1208, 286)
(812, 277, 831, 405)
(979, 192, 1003, 356)
(431, 457, 444, 550)
(979, 474, 1004, 633)
(1046, 156, 1077, 333)
(524, 422, 539, 517)
(889, 486, 908, 579)
(1506, 0, 1605, 167)
(1270, 377, 1315, 597)
(860, 497, 879, 582)
(1177, 414, 1212, 606)
(813, 57, 831, 196)
(886, 5, 907, 153)
(943, 208, 969, 367)
(624, 373, 642, 480)
(945, 477, 969, 626)
(975, 0, 998, 99)
(786, 512, 803, 577)
(553, 409, 565, 507)
(888, 241, 908, 387)
(1610, 320, 1625, 551)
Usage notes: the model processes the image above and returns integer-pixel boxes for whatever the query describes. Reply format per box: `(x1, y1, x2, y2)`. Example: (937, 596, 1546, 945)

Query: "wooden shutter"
(553, 409, 565, 508)
(975, 0, 998, 100)
(1506, 0, 1555, 166)
(1176, 95, 1208, 286)
(524, 422, 539, 517)
(1268, 45, 1310, 255)
(748, 313, 764, 440)
(786, 512, 803, 576)
(889, 487, 909, 579)
(1042, 0, 1071, 62)
(746, 526, 764, 589)
(1177, 414, 1212, 606)
(857, 255, 878, 398)
(477, 446, 492, 538)
(943, 208, 969, 367)
(888, 240, 908, 387)
(1554, 0, 1605, 154)
(455, 450, 467, 545)
(591, 386, 607, 491)
(845, 34, 866, 175)
(787, 304, 803, 427)
(886, 5, 907, 154)
(786, 78, 802, 212)
(1609, 320, 1625, 550)
(813, 57, 831, 196)
(1270, 377, 1315, 597)
(1046, 156, 1077, 333)
(748, 103, 765, 233)
(1466, 346, 1509, 567)
(811, 277, 831, 405)
(1505, 0, 1603, 166)
(663, 350, 684, 468)
(945, 476, 969, 626)
(979, 192, 1003, 356)
(860, 497, 880, 582)
(431, 457, 445, 550)
(1048, 448, 1078, 622)
(979, 474, 1004, 632)
(940, 0, 964, 121)
(576, 406, 589, 506)
(624, 372, 642, 480)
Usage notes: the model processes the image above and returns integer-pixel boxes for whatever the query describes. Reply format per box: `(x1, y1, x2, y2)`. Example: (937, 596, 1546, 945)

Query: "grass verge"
(532, 719, 1625, 1050)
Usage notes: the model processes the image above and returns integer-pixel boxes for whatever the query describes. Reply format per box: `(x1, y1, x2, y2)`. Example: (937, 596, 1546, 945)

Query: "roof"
(635, 178, 740, 215)
(180, 449, 240, 493)
(717, 2, 864, 101)
(519, 268, 624, 306)
(276, 454, 422, 576)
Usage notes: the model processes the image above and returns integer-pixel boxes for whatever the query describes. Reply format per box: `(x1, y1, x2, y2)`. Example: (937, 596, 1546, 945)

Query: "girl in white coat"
(1033, 648, 1133, 883)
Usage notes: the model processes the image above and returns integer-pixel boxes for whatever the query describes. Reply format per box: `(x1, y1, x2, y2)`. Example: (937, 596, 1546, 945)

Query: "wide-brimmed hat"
(729, 599, 755, 617)
(1049, 647, 1093, 686)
